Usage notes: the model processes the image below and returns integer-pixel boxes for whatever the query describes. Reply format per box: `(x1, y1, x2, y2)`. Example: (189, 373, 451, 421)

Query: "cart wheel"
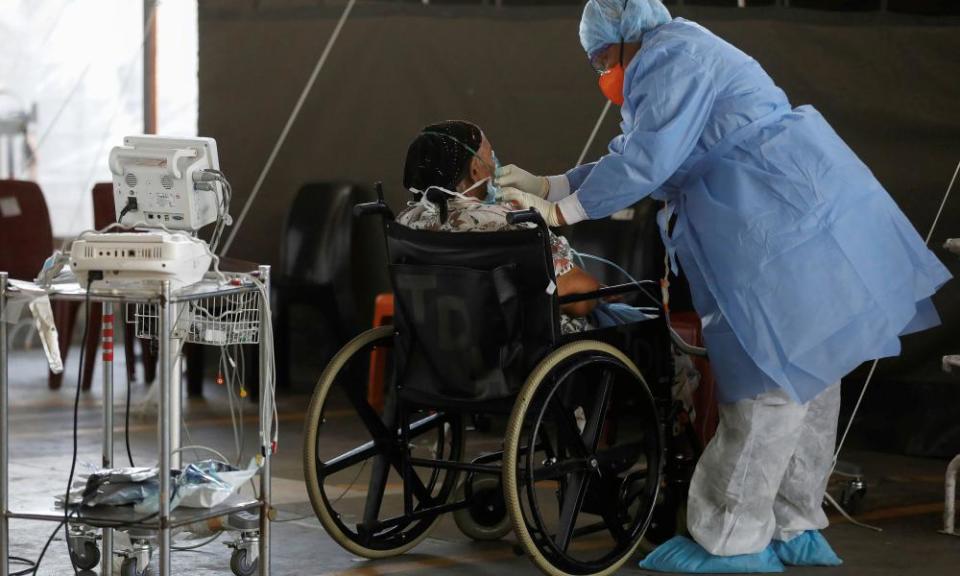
(230, 549, 258, 576)
(69, 540, 101, 571)
(120, 557, 156, 576)
(840, 480, 867, 515)
(453, 475, 512, 541)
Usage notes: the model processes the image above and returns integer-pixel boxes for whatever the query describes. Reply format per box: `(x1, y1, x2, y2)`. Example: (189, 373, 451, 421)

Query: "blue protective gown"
(564, 19, 951, 404)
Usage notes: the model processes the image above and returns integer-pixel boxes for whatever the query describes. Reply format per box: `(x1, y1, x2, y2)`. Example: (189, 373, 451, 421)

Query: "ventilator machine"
(68, 135, 229, 291)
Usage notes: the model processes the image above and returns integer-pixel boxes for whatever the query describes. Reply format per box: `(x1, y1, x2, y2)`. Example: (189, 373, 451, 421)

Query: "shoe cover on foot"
(639, 535, 785, 573)
(771, 531, 842, 566)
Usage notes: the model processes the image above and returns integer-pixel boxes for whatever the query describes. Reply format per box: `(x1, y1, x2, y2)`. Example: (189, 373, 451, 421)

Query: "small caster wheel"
(453, 475, 512, 541)
(840, 479, 867, 515)
(121, 557, 156, 576)
(69, 539, 101, 570)
(230, 548, 259, 576)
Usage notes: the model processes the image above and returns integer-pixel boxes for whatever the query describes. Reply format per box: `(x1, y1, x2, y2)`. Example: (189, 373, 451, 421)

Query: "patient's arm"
(558, 266, 601, 318)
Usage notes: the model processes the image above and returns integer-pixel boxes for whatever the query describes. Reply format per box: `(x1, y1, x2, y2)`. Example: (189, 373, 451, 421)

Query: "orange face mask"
(598, 64, 626, 106)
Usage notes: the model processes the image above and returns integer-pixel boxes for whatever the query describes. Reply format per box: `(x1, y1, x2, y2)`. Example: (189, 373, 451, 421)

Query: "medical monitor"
(108, 135, 222, 232)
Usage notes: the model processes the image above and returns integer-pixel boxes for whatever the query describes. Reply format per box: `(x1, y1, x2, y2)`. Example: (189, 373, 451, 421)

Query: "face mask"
(599, 63, 626, 106)
(598, 38, 626, 106)
(408, 183, 479, 214)
(484, 150, 502, 204)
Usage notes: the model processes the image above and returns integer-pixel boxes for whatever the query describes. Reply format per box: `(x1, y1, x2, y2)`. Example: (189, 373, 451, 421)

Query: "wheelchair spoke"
(554, 472, 591, 552)
(341, 380, 394, 442)
(583, 370, 613, 454)
(598, 493, 630, 545)
(549, 397, 590, 459)
(318, 440, 379, 477)
(532, 457, 589, 482)
(363, 453, 391, 527)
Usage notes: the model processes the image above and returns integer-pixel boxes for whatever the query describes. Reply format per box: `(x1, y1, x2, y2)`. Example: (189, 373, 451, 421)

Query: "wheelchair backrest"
(385, 221, 559, 401)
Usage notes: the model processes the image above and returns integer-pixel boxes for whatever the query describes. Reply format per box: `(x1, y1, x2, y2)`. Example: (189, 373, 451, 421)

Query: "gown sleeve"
(563, 49, 717, 222)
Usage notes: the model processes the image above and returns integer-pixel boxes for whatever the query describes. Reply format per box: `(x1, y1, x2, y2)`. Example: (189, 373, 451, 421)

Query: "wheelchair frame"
(302, 186, 701, 576)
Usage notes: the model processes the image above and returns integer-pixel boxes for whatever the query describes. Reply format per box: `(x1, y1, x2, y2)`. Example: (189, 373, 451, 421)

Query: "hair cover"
(580, 0, 672, 58)
(403, 120, 483, 193)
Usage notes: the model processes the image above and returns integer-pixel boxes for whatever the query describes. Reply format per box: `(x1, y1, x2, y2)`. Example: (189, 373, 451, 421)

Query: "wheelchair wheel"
(453, 475, 512, 541)
(303, 326, 464, 559)
(503, 341, 663, 576)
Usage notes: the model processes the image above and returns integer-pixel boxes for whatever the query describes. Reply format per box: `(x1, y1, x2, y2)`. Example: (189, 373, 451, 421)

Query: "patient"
(397, 120, 601, 334)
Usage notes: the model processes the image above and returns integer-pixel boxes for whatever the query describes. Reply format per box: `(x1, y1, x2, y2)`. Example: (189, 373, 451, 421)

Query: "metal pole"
(1, 272, 9, 576)
(143, 0, 158, 135)
(101, 302, 115, 576)
(946, 455, 960, 535)
(258, 265, 271, 575)
(158, 282, 172, 576)
(170, 311, 182, 471)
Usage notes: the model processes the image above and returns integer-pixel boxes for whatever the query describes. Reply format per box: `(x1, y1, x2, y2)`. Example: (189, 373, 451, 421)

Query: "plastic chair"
(84, 183, 213, 395)
(75, 183, 160, 390)
(0, 179, 77, 389)
(366, 293, 394, 410)
(273, 182, 388, 388)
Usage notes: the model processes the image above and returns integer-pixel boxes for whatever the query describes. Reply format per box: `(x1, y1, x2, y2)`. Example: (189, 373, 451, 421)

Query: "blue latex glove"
(639, 536, 785, 573)
(771, 531, 843, 567)
(591, 302, 657, 328)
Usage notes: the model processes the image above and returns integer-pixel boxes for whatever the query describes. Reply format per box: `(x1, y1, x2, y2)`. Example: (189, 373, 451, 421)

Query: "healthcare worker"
(497, 0, 952, 572)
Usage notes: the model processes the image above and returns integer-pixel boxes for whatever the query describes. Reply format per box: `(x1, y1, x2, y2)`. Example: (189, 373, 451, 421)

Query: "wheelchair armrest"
(506, 208, 546, 228)
(557, 282, 647, 304)
(353, 201, 394, 220)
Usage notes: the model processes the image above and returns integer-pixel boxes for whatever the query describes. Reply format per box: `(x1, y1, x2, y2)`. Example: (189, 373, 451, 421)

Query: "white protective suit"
(687, 383, 842, 555)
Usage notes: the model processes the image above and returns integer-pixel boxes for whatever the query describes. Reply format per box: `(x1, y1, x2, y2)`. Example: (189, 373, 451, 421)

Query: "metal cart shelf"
(0, 267, 273, 576)
(9, 498, 261, 531)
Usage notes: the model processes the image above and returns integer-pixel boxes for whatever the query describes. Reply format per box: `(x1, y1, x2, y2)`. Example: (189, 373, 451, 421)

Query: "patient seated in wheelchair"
(398, 120, 648, 334)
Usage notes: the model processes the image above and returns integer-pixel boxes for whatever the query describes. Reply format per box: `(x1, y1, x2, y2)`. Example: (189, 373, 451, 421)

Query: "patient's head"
(403, 120, 496, 199)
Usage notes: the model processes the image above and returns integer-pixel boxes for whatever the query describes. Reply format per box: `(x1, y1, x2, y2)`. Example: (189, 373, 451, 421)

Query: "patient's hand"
(558, 267, 601, 317)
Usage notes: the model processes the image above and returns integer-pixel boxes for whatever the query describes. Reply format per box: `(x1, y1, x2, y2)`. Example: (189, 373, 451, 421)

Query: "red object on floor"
(671, 311, 720, 448)
(367, 293, 394, 411)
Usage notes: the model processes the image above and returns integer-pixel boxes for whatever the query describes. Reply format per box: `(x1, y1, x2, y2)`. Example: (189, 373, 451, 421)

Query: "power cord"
(125, 349, 135, 467)
(62, 279, 96, 576)
(8, 520, 64, 576)
(117, 197, 138, 223)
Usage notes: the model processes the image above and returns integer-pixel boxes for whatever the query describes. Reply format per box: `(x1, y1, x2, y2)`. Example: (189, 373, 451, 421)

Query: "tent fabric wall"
(198, 1, 960, 451)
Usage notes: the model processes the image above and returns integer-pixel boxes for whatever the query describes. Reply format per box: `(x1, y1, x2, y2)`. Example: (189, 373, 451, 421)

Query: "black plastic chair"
(273, 182, 388, 388)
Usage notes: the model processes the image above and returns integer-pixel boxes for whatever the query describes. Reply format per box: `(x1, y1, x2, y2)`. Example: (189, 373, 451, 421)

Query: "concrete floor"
(3, 346, 960, 575)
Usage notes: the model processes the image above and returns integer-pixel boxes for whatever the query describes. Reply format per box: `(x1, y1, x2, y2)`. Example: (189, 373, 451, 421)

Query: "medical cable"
(7, 555, 38, 576)
(822, 492, 883, 533)
(828, 157, 960, 528)
(833, 157, 960, 463)
(570, 249, 661, 308)
(9, 520, 64, 576)
(62, 284, 92, 576)
(221, 0, 358, 256)
(125, 356, 136, 467)
(576, 100, 614, 167)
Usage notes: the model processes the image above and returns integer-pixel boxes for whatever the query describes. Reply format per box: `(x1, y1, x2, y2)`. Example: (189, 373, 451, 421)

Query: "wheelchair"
(302, 187, 702, 576)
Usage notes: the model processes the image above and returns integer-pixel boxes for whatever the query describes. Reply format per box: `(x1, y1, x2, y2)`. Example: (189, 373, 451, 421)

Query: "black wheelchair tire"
(503, 340, 664, 576)
(302, 326, 464, 559)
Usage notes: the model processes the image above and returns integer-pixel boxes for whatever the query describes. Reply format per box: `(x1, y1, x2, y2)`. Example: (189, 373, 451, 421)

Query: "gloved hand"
(502, 187, 562, 227)
(495, 164, 549, 198)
